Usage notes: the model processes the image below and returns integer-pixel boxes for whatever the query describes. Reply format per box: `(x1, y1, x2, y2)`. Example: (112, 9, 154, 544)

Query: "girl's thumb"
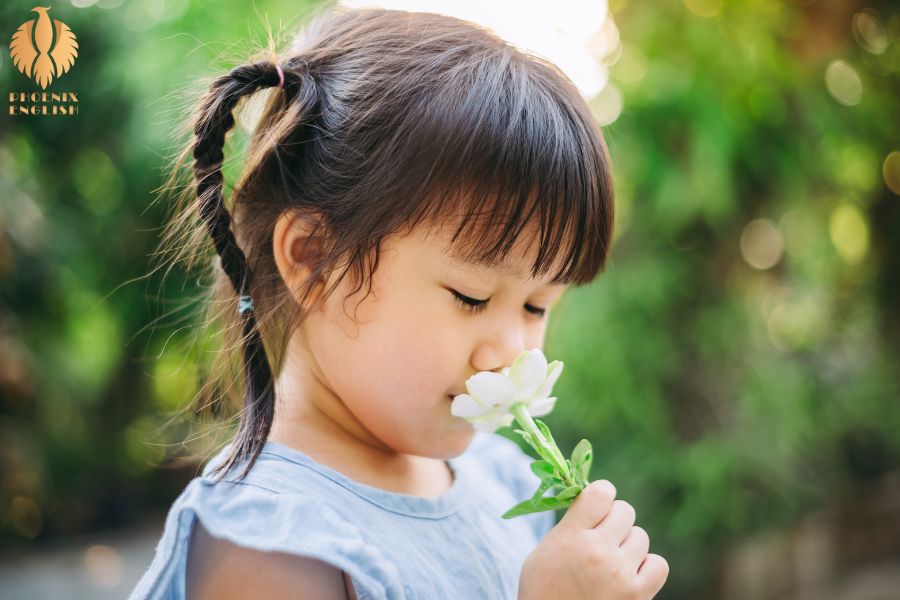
(558, 480, 617, 530)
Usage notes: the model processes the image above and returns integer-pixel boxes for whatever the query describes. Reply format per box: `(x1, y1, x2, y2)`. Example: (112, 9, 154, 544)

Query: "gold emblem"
(9, 6, 78, 90)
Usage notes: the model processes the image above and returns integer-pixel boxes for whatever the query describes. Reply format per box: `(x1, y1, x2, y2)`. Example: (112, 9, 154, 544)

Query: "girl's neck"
(269, 358, 454, 498)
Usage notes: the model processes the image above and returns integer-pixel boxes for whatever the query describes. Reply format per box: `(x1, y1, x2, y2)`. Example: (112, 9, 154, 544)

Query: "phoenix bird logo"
(9, 6, 78, 90)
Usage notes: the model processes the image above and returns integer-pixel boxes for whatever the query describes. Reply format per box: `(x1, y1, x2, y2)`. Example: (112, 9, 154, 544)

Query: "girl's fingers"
(557, 480, 617, 530)
(594, 499, 636, 545)
(620, 525, 650, 573)
(637, 553, 670, 598)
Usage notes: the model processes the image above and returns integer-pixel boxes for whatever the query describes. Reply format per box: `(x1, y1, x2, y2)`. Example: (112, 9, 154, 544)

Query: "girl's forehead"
(412, 217, 532, 259)
(389, 205, 572, 285)
(412, 221, 567, 286)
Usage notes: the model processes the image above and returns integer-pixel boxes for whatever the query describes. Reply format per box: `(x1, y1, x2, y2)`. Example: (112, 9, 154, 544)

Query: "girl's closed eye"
(448, 288, 547, 317)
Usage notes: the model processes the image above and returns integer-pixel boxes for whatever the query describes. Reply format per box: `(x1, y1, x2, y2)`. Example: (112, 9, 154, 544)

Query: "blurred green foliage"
(0, 0, 898, 597)
(0, 0, 323, 542)
(543, 0, 900, 595)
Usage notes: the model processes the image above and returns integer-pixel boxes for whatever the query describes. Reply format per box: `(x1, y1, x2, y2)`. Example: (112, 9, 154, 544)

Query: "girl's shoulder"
(128, 444, 406, 600)
(128, 432, 554, 600)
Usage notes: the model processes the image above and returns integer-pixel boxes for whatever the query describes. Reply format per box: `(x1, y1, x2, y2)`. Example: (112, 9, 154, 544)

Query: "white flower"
(450, 348, 564, 433)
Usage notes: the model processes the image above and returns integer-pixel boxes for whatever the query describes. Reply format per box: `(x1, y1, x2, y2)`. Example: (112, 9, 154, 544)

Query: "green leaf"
(571, 439, 591, 467)
(530, 477, 556, 500)
(514, 429, 538, 453)
(580, 454, 592, 485)
(533, 419, 557, 448)
(515, 430, 559, 470)
(556, 483, 583, 501)
(502, 495, 573, 518)
(533, 443, 563, 471)
(533, 418, 568, 475)
(570, 439, 593, 487)
(574, 467, 587, 488)
(512, 428, 527, 444)
(530, 459, 557, 482)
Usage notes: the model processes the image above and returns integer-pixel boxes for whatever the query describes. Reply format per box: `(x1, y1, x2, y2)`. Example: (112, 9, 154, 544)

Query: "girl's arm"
(185, 519, 350, 599)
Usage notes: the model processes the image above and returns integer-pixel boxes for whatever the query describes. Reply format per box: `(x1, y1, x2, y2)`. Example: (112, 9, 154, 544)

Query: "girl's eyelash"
(451, 290, 487, 313)
(450, 290, 546, 317)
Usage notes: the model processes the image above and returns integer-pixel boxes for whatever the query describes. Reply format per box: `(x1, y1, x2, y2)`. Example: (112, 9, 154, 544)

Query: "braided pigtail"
(192, 61, 295, 481)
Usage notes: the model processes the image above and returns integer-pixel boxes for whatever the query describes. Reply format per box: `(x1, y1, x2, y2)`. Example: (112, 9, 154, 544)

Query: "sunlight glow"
(339, 0, 618, 99)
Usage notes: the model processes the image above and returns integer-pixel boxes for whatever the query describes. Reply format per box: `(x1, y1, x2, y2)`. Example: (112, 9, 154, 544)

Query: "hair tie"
(275, 64, 285, 90)
(238, 294, 254, 314)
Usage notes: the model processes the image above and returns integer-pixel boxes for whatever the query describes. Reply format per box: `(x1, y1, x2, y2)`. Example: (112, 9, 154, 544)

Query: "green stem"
(509, 402, 571, 481)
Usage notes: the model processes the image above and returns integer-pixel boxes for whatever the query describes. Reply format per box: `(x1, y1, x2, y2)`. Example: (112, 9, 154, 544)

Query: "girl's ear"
(273, 208, 328, 309)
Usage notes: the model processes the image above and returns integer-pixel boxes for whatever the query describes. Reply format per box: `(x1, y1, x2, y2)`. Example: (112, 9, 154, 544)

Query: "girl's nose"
(470, 327, 526, 374)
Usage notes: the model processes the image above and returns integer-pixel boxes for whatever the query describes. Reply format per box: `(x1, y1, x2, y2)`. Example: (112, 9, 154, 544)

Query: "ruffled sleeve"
(470, 432, 558, 542)
(128, 476, 405, 600)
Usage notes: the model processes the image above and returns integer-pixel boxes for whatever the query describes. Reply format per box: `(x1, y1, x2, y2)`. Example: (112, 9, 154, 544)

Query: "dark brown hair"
(158, 4, 615, 481)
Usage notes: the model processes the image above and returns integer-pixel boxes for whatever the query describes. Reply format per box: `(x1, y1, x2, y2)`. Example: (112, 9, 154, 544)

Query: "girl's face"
(274, 215, 568, 459)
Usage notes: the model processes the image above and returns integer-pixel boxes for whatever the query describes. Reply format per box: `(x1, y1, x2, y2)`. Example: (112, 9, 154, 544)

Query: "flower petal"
(466, 371, 515, 407)
(472, 413, 514, 433)
(534, 360, 564, 400)
(527, 396, 557, 417)
(508, 348, 548, 399)
(450, 394, 491, 418)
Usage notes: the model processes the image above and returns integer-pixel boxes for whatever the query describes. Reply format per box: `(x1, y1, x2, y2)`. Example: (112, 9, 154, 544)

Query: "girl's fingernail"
(591, 480, 615, 496)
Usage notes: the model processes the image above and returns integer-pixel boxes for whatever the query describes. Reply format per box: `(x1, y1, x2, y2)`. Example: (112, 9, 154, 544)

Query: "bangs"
(373, 47, 615, 286)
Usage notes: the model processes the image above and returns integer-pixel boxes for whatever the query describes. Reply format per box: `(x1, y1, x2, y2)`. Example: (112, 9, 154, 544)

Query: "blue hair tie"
(237, 294, 254, 314)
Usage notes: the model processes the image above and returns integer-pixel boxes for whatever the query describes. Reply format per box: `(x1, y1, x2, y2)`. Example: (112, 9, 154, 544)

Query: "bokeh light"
(8, 496, 42, 539)
(740, 219, 784, 270)
(123, 0, 166, 31)
(829, 203, 869, 265)
(82, 545, 124, 587)
(825, 60, 863, 106)
(592, 83, 624, 126)
(851, 8, 890, 55)
(766, 292, 827, 351)
(682, 0, 722, 18)
(883, 151, 900, 195)
(612, 42, 648, 85)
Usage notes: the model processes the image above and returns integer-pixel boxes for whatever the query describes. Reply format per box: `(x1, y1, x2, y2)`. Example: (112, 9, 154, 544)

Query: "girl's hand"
(518, 480, 669, 600)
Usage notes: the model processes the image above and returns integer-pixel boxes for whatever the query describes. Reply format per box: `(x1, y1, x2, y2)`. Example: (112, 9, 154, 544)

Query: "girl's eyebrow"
(445, 255, 567, 287)
(445, 254, 526, 278)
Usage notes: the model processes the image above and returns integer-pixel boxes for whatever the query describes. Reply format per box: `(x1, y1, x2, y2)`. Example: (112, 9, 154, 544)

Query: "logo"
(10, 5, 78, 90)
(7, 6, 79, 116)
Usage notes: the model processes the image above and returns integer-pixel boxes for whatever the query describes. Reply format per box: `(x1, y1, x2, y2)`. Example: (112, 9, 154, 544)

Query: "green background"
(1, 0, 898, 597)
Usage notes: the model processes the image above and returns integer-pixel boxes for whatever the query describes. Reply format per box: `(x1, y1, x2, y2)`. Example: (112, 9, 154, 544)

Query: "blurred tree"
(542, 0, 900, 595)
(0, 0, 322, 544)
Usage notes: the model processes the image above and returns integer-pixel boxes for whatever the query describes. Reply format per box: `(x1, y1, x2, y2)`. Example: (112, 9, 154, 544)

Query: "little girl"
(131, 5, 668, 600)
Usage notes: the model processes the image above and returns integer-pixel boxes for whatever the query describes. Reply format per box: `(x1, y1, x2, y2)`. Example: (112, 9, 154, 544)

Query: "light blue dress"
(129, 431, 557, 599)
